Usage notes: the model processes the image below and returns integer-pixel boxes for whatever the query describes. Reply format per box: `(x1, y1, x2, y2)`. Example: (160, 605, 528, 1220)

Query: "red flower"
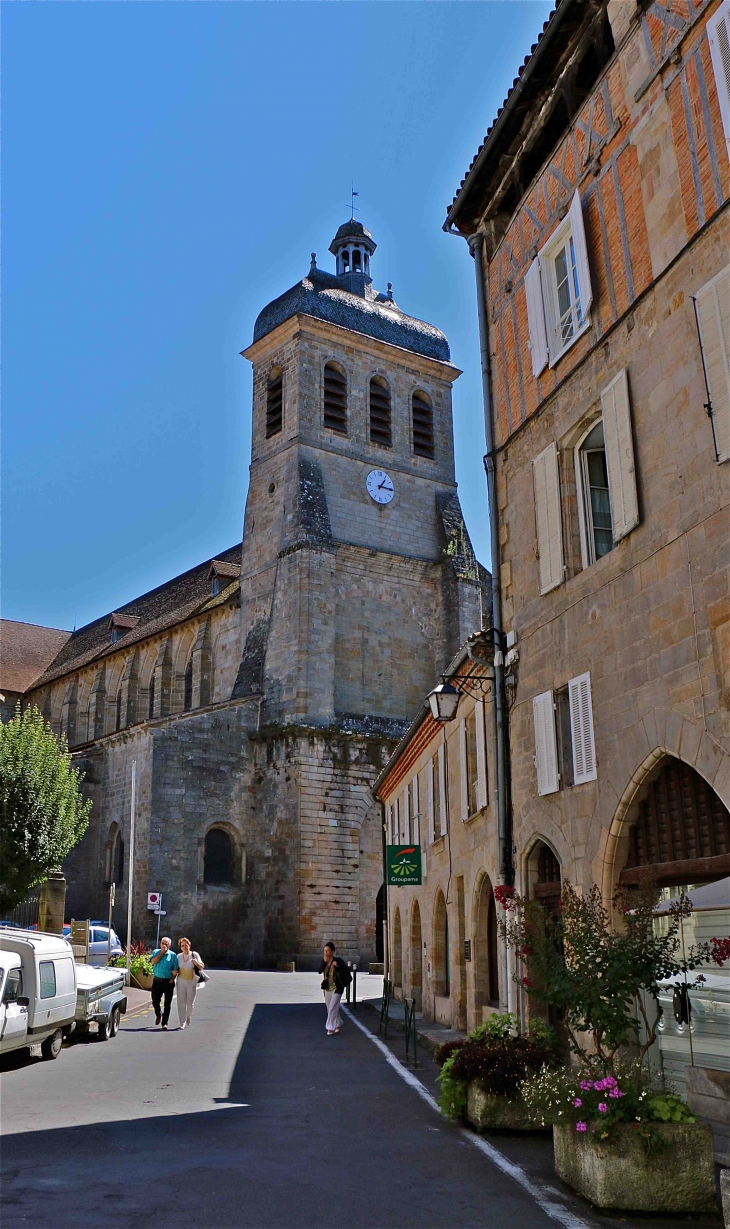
(494, 884, 516, 909)
(710, 937, 730, 966)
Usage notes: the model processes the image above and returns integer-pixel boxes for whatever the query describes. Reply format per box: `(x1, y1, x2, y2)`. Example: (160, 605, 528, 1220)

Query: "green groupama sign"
(386, 845, 422, 886)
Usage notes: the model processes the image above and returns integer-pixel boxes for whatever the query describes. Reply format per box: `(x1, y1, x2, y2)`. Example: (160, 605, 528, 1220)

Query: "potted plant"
(110, 943, 154, 990)
(500, 882, 726, 1213)
(435, 1012, 556, 1130)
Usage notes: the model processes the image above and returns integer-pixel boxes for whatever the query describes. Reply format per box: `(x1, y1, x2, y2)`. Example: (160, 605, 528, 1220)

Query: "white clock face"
(366, 469, 395, 505)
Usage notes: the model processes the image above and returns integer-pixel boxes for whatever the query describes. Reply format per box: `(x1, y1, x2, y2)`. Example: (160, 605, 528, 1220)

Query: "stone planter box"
(466, 1083, 544, 1131)
(553, 1122, 717, 1213)
(131, 972, 153, 991)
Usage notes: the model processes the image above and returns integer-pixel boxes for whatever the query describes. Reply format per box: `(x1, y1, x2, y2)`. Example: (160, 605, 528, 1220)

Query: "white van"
(0, 929, 77, 1059)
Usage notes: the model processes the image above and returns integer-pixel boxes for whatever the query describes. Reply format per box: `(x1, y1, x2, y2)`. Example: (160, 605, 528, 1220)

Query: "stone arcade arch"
(433, 891, 449, 999)
(473, 873, 500, 1016)
(409, 899, 423, 1010)
(392, 908, 403, 990)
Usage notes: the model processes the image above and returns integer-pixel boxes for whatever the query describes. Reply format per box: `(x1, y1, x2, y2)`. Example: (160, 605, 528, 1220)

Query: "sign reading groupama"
(386, 845, 422, 886)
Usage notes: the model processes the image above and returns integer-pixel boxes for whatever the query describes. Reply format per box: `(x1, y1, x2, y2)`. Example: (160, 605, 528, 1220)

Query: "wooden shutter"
(708, 0, 730, 158)
(437, 741, 447, 836)
(412, 774, 420, 844)
(459, 720, 469, 821)
(525, 258, 549, 376)
(403, 788, 410, 843)
(428, 758, 435, 845)
(475, 699, 488, 810)
(533, 690, 559, 795)
(568, 189, 593, 314)
(695, 267, 730, 464)
(601, 369, 640, 540)
(569, 673, 597, 784)
(533, 443, 564, 594)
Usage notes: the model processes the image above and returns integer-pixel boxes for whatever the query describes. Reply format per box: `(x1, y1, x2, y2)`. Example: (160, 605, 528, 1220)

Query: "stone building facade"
(431, 0, 730, 1084)
(21, 219, 488, 968)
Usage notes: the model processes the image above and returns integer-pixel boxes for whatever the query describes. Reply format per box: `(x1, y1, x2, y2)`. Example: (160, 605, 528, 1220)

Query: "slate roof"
(253, 263, 451, 363)
(0, 621, 72, 693)
(29, 544, 242, 691)
(444, 0, 570, 231)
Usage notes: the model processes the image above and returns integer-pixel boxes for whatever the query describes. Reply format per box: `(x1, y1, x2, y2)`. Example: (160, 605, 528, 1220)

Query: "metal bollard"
(346, 961, 352, 1004)
(352, 964, 357, 1010)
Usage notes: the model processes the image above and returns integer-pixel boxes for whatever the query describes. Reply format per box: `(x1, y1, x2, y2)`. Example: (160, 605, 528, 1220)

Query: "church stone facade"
(24, 219, 487, 968)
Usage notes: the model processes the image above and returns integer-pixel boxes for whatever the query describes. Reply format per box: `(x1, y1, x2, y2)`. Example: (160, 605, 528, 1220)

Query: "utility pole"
(125, 760, 137, 987)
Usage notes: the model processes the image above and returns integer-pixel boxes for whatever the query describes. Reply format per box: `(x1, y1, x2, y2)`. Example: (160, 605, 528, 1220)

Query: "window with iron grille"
(265, 367, 283, 438)
(323, 362, 347, 434)
(369, 376, 392, 447)
(412, 390, 434, 458)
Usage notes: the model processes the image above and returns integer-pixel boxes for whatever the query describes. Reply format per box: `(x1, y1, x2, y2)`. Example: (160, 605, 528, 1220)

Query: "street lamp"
(427, 680, 461, 722)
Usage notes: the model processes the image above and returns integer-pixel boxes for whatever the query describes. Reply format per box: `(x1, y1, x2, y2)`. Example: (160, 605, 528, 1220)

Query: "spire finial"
(350, 182, 359, 219)
(387, 282, 393, 301)
(310, 252, 317, 274)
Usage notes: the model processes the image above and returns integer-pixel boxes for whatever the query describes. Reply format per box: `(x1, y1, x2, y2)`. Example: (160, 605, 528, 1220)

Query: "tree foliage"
(0, 705, 91, 913)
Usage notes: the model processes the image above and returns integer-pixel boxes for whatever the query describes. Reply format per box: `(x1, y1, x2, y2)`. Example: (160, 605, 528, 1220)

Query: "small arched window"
(369, 377, 392, 448)
(204, 828, 233, 884)
(352, 249, 361, 272)
(115, 690, 123, 731)
(577, 420, 614, 564)
(412, 391, 434, 459)
(106, 825, 124, 885)
(341, 249, 350, 273)
(183, 657, 193, 712)
(266, 366, 283, 439)
(148, 672, 156, 721)
(323, 362, 347, 434)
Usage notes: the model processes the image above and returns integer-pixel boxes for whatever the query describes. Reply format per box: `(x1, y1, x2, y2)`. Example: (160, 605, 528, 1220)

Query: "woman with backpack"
(176, 936, 205, 1029)
(318, 941, 351, 1035)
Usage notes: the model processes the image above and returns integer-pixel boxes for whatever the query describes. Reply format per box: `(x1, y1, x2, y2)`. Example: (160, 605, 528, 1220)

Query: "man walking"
(150, 936, 178, 1030)
(318, 941, 351, 1035)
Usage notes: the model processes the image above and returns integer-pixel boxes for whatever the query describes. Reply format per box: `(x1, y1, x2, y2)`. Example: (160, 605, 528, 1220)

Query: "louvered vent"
(323, 362, 347, 434)
(412, 391, 435, 458)
(266, 368, 283, 438)
(369, 377, 392, 447)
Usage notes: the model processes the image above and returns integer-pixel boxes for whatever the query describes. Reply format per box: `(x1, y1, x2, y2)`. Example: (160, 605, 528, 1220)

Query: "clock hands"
(378, 479, 393, 491)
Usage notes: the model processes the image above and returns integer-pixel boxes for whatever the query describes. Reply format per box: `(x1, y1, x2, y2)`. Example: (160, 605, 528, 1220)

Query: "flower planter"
(553, 1122, 717, 1213)
(466, 1083, 544, 1131)
(131, 972, 153, 991)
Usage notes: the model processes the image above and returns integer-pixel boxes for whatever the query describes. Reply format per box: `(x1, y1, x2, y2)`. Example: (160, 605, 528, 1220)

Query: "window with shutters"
(708, 0, 730, 159)
(369, 376, 392, 447)
(568, 672, 597, 784)
(577, 420, 614, 564)
(694, 266, 730, 464)
(412, 390, 435, 459)
(323, 362, 348, 434)
(533, 690, 559, 795)
(574, 370, 639, 569)
(533, 442, 564, 594)
(465, 709, 479, 816)
(265, 366, 283, 438)
(525, 191, 593, 372)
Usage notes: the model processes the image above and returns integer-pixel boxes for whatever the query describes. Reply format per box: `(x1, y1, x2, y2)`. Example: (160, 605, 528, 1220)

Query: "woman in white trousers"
(176, 937, 204, 1029)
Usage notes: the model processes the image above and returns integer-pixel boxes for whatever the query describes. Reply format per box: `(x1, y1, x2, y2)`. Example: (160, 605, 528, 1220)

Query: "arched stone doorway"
(409, 900, 423, 1010)
(375, 885, 385, 963)
(433, 892, 449, 999)
(525, 840, 565, 1041)
(392, 908, 403, 992)
(474, 875, 499, 1016)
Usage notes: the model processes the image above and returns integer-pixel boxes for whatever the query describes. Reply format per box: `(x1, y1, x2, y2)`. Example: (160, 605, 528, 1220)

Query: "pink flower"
(593, 1079, 606, 1091)
(572, 1098, 582, 1108)
(576, 1122, 587, 1132)
(609, 1088, 624, 1099)
(598, 1103, 608, 1113)
(579, 1081, 592, 1091)
(603, 1076, 617, 1088)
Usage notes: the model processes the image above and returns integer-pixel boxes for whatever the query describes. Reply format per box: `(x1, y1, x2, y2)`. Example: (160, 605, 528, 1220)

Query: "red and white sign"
(147, 892, 162, 911)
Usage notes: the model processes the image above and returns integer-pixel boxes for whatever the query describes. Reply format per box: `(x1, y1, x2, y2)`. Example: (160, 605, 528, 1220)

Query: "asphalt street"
(0, 972, 722, 1229)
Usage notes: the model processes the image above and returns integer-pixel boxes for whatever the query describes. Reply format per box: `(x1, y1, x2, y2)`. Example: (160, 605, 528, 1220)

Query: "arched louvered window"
(369, 377, 392, 448)
(323, 362, 347, 434)
(183, 657, 193, 712)
(204, 828, 233, 885)
(412, 390, 435, 459)
(266, 366, 283, 438)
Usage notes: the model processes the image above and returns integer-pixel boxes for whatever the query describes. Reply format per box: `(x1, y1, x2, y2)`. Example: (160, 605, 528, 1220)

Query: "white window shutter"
(568, 189, 593, 314)
(428, 759, 435, 845)
(403, 788, 410, 843)
(533, 443, 564, 594)
(387, 804, 393, 844)
(525, 258, 549, 375)
(533, 690, 559, 795)
(708, 0, 730, 158)
(459, 720, 469, 821)
(437, 742, 447, 836)
(569, 673, 598, 784)
(475, 699, 488, 810)
(601, 369, 640, 540)
(695, 267, 730, 463)
(394, 797, 400, 843)
(412, 774, 420, 844)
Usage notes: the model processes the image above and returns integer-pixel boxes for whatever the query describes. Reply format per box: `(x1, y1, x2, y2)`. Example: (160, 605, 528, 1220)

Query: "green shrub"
(110, 953, 153, 978)
(436, 1013, 557, 1119)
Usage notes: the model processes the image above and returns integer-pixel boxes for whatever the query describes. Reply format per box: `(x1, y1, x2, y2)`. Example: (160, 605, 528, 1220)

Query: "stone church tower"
(23, 217, 486, 968)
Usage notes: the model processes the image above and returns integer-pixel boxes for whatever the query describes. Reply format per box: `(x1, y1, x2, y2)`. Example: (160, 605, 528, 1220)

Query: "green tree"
(0, 705, 91, 913)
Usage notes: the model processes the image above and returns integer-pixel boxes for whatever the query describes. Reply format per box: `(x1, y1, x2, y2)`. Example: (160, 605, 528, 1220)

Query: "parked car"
(62, 923, 123, 965)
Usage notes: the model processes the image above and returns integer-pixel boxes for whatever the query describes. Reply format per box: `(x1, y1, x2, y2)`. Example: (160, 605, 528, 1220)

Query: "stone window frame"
(196, 821, 245, 890)
(367, 368, 394, 450)
(409, 382, 436, 461)
(321, 356, 350, 437)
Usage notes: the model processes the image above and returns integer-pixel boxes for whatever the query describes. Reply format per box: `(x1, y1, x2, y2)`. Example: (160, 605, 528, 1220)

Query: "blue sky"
(3, 1, 553, 631)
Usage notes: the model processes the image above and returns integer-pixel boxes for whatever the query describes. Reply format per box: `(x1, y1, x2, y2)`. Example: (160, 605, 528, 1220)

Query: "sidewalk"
(123, 985, 152, 1015)
(360, 995, 465, 1054)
